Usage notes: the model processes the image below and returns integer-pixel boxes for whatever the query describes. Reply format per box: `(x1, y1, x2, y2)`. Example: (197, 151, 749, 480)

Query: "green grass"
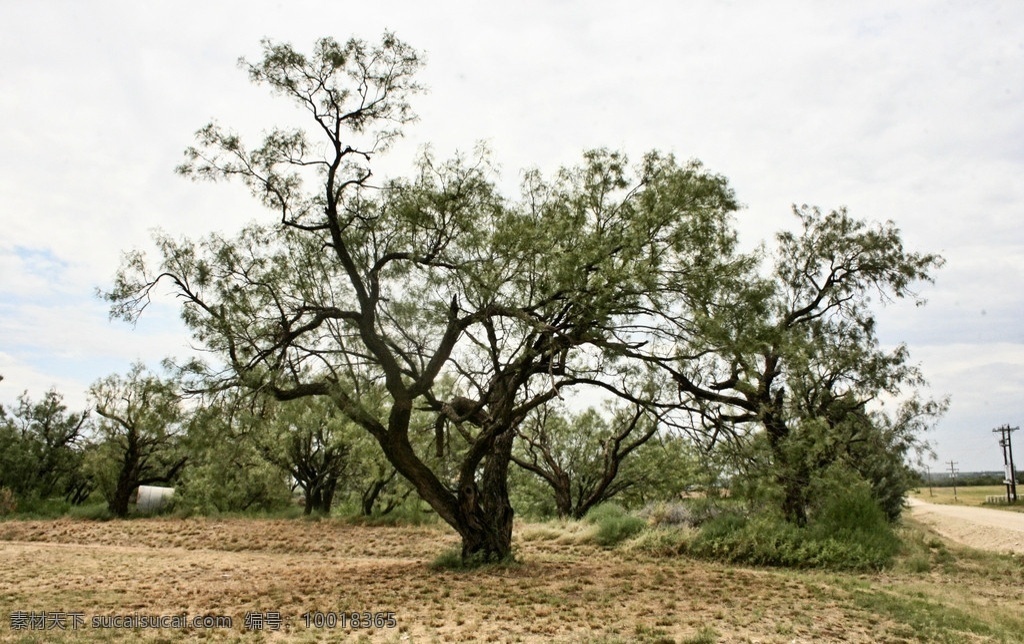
(847, 587, 1004, 642)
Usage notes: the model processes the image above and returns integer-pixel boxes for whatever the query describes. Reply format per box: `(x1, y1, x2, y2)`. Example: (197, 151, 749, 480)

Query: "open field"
(910, 486, 1024, 513)
(2, 517, 1024, 643)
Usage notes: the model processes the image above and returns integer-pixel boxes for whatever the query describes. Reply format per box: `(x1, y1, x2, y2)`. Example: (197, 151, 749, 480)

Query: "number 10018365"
(301, 611, 397, 629)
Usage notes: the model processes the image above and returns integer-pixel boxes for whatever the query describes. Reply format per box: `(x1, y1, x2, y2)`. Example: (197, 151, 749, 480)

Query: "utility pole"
(993, 425, 1019, 503)
(948, 460, 959, 502)
(925, 465, 934, 497)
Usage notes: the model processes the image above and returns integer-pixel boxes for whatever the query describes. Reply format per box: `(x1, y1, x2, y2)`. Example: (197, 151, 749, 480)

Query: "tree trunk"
(457, 430, 515, 562)
(761, 389, 810, 526)
(361, 477, 388, 516)
(109, 468, 135, 518)
(779, 461, 810, 526)
(302, 486, 314, 515)
(109, 441, 140, 518)
(553, 474, 572, 519)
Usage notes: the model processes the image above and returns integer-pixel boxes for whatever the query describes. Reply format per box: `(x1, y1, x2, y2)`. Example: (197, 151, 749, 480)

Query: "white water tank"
(136, 485, 174, 512)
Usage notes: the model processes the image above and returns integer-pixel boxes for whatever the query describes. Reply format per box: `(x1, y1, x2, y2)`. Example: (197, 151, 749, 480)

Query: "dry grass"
(0, 516, 1021, 642)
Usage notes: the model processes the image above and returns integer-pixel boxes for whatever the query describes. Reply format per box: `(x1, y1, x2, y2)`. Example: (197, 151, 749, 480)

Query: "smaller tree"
(673, 206, 944, 524)
(176, 393, 291, 514)
(512, 401, 690, 519)
(88, 364, 188, 517)
(0, 389, 90, 504)
(256, 397, 356, 515)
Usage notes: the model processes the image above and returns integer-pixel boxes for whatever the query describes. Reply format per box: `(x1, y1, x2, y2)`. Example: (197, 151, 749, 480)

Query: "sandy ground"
(907, 497, 1024, 554)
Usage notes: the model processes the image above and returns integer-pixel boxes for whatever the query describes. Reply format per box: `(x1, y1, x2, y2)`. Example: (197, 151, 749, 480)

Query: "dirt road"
(907, 497, 1024, 554)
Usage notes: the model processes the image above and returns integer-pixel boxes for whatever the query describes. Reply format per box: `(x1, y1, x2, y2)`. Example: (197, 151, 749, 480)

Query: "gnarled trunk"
(456, 430, 515, 561)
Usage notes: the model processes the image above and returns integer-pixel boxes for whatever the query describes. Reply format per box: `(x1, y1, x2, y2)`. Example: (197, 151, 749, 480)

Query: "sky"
(1, 1, 1022, 473)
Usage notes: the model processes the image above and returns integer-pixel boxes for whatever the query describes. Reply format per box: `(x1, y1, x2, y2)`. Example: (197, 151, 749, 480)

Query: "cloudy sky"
(1, 1, 1021, 473)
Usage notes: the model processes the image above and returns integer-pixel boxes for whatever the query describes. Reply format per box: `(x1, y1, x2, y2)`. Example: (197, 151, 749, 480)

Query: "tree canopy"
(103, 34, 944, 557)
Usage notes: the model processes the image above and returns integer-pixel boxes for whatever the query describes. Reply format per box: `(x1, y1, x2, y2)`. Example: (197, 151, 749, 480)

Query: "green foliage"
(175, 395, 292, 515)
(258, 396, 358, 515)
(584, 503, 647, 547)
(67, 502, 113, 521)
(675, 205, 944, 525)
(689, 475, 900, 570)
(99, 32, 943, 560)
(0, 389, 90, 505)
(512, 403, 701, 519)
(625, 526, 691, 556)
(9, 497, 73, 518)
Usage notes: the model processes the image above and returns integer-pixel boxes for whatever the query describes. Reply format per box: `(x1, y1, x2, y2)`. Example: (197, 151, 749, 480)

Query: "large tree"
(105, 35, 747, 559)
(671, 206, 944, 523)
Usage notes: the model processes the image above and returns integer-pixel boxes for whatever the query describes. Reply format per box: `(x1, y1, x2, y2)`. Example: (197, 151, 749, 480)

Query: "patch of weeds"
(7, 497, 72, 519)
(849, 588, 1009, 643)
(518, 524, 566, 542)
(634, 623, 673, 642)
(641, 501, 694, 526)
(682, 625, 719, 644)
(626, 525, 692, 556)
(428, 547, 519, 572)
(67, 503, 112, 521)
(902, 553, 931, 573)
(583, 504, 646, 547)
(689, 484, 901, 571)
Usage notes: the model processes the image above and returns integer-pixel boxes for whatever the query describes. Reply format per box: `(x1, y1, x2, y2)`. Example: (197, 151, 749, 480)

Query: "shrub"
(641, 502, 693, 527)
(67, 502, 113, 521)
(626, 526, 692, 556)
(583, 503, 646, 547)
(689, 483, 901, 572)
(12, 497, 71, 518)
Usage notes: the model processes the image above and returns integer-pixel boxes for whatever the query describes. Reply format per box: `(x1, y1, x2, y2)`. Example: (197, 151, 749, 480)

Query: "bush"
(688, 482, 900, 571)
(583, 503, 646, 547)
(641, 502, 693, 527)
(11, 497, 72, 519)
(626, 526, 693, 556)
